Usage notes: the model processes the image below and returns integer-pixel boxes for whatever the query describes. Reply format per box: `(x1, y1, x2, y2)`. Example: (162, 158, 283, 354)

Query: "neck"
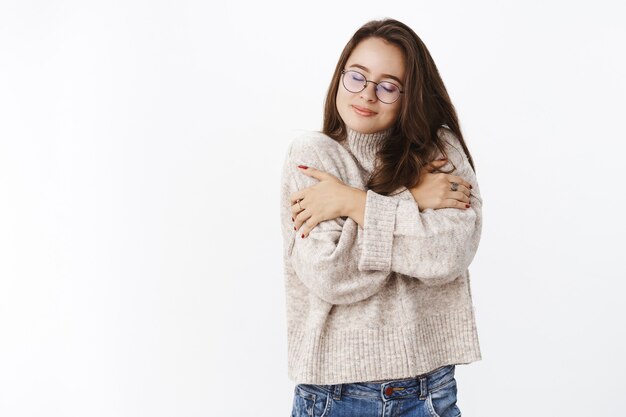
(344, 126, 393, 174)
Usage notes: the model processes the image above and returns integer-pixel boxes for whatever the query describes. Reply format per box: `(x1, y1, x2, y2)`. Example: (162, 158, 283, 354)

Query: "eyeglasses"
(341, 69, 404, 104)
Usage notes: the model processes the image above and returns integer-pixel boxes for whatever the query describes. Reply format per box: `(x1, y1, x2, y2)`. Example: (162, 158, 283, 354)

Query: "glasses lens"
(376, 82, 401, 103)
(343, 70, 366, 93)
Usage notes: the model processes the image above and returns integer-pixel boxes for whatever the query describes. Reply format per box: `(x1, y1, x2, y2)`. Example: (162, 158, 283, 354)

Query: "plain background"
(1, 1, 625, 416)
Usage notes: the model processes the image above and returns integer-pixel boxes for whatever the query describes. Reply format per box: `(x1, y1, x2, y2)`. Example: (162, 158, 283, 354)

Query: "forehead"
(346, 37, 405, 80)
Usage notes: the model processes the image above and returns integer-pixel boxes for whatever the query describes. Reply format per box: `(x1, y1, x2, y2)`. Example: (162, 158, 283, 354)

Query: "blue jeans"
(291, 364, 461, 417)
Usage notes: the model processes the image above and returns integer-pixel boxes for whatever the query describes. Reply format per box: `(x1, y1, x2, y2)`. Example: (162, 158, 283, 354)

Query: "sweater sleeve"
(358, 129, 483, 286)
(279, 135, 392, 305)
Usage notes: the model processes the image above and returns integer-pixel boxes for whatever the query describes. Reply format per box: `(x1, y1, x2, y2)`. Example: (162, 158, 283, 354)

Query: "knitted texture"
(279, 126, 483, 384)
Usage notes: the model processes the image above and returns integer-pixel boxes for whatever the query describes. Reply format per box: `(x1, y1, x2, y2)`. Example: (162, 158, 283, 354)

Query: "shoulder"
(286, 130, 345, 167)
(281, 130, 355, 186)
(288, 130, 340, 155)
(436, 125, 471, 163)
(434, 125, 477, 179)
(436, 126, 462, 153)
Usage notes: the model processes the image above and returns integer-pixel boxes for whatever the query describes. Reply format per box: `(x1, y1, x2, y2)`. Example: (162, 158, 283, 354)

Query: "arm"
(357, 129, 483, 286)
(345, 187, 367, 227)
(279, 135, 392, 305)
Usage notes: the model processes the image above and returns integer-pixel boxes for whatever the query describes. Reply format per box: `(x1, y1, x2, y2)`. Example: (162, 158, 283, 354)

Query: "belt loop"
(418, 376, 428, 400)
(332, 384, 342, 400)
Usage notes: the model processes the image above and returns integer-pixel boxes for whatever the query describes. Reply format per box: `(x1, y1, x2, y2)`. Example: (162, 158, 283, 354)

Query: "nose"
(359, 81, 378, 102)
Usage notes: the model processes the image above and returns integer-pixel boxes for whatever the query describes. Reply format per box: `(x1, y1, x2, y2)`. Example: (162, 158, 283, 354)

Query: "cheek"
(389, 103, 401, 118)
(336, 90, 349, 117)
(381, 105, 401, 123)
(336, 88, 348, 106)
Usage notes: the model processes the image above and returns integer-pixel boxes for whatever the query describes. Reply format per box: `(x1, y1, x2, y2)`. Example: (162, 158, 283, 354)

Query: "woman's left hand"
(289, 165, 352, 238)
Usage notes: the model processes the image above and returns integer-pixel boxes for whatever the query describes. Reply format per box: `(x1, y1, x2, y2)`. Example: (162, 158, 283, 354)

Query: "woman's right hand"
(409, 159, 473, 211)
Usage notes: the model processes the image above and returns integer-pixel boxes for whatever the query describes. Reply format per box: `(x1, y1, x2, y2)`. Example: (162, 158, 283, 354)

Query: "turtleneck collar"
(343, 126, 393, 174)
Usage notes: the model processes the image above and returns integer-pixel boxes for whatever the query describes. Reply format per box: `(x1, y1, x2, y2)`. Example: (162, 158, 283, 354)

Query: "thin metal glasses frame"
(340, 69, 404, 104)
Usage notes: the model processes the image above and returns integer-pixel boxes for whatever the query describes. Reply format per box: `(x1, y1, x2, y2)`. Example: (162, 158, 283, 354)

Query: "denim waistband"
(296, 364, 455, 402)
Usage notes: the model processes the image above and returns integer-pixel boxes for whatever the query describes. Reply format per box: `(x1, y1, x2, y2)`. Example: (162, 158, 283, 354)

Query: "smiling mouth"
(352, 105, 376, 116)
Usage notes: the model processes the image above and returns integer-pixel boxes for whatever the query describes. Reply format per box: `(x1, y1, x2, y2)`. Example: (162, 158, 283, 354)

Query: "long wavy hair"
(322, 18, 476, 196)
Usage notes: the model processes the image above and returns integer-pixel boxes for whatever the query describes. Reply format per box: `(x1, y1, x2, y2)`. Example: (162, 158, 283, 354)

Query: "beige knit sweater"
(279, 125, 483, 385)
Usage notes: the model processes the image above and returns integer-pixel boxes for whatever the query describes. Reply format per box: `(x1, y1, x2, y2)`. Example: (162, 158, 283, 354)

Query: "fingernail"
(466, 204, 470, 208)
(301, 233, 305, 238)
(469, 185, 473, 189)
(294, 226, 296, 230)
(292, 217, 294, 222)
(297, 165, 308, 169)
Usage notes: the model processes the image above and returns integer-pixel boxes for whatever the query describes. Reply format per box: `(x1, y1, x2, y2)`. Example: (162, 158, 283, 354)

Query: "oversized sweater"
(279, 125, 483, 385)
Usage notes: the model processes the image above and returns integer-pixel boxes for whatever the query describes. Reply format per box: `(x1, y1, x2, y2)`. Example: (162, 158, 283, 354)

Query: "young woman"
(280, 18, 482, 417)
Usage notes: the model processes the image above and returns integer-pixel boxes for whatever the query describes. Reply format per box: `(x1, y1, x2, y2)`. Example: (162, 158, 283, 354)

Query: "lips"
(352, 105, 376, 116)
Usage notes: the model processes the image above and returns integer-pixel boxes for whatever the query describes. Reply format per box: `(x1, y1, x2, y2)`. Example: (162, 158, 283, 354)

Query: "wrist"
(344, 186, 366, 219)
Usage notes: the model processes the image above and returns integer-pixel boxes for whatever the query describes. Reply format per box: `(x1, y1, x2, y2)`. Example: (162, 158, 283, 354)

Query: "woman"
(280, 18, 482, 417)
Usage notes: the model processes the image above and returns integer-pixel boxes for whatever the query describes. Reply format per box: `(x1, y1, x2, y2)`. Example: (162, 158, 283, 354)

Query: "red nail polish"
(294, 226, 296, 230)
(292, 217, 294, 222)
(466, 204, 470, 208)
(297, 165, 308, 169)
(301, 234, 305, 238)
(469, 185, 473, 189)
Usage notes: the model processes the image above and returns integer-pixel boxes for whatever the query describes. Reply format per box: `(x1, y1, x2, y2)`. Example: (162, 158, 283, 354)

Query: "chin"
(339, 108, 388, 133)
(341, 116, 365, 129)
(347, 121, 381, 134)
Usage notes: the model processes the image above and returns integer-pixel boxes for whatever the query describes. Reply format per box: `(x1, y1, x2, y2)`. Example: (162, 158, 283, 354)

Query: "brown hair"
(322, 18, 476, 196)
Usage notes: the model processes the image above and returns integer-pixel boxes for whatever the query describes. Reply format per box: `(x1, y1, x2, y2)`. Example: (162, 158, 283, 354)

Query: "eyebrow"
(348, 64, 404, 86)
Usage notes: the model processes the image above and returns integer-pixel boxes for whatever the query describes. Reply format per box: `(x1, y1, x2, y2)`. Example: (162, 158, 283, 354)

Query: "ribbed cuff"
(358, 190, 399, 272)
